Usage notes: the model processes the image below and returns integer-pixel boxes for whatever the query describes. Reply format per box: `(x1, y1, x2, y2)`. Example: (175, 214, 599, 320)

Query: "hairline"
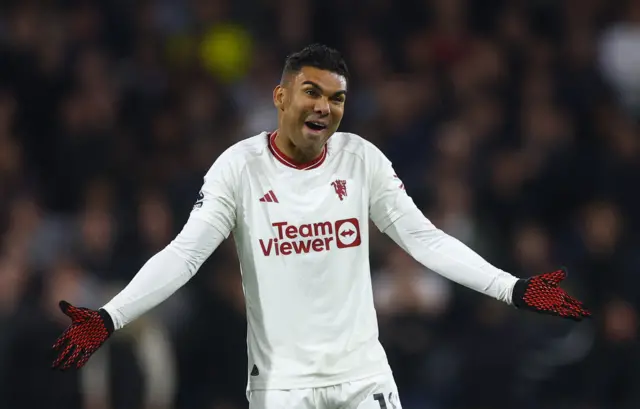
(280, 66, 348, 87)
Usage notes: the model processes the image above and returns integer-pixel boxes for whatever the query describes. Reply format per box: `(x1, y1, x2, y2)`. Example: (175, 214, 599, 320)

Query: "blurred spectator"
(598, 0, 640, 118)
(0, 258, 88, 409)
(81, 283, 177, 409)
(373, 246, 452, 408)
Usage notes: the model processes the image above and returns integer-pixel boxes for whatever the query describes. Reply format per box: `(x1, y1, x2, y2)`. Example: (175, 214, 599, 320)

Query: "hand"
(52, 301, 114, 370)
(512, 268, 591, 321)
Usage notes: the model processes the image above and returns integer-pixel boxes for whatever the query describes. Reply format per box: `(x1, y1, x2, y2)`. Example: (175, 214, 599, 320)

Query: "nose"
(314, 97, 330, 116)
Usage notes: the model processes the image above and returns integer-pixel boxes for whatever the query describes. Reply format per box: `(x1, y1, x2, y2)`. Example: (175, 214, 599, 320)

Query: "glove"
(512, 268, 591, 321)
(51, 301, 115, 370)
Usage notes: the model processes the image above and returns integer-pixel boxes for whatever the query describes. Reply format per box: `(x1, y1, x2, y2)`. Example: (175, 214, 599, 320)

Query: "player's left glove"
(512, 268, 591, 321)
(51, 301, 114, 370)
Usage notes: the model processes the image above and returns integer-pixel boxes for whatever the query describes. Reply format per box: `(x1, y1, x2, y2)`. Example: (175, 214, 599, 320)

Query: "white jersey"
(190, 131, 416, 390)
(102, 130, 518, 395)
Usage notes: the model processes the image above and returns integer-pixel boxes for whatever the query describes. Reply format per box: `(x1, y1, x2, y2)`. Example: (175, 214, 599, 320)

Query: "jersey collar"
(268, 131, 327, 170)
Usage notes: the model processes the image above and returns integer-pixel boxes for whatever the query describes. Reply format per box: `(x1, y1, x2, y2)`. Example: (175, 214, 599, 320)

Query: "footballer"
(52, 44, 590, 409)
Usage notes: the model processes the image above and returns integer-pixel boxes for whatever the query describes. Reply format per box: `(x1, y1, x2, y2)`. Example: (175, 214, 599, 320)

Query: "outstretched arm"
(52, 218, 226, 370)
(383, 209, 517, 303)
(52, 146, 240, 370)
(367, 142, 590, 320)
(101, 217, 226, 329)
(383, 211, 590, 320)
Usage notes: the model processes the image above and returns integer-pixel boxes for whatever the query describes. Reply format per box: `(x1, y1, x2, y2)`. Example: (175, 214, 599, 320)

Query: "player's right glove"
(512, 268, 591, 321)
(51, 301, 115, 370)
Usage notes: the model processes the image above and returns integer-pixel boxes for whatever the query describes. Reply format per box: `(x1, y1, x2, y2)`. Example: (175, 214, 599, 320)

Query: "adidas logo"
(251, 364, 260, 376)
(259, 190, 279, 203)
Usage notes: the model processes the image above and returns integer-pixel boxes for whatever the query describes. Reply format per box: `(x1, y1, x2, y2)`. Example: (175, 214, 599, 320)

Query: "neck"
(273, 130, 323, 165)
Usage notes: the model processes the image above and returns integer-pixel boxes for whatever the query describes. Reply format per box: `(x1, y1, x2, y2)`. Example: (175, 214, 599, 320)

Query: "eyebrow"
(302, 80, 347, 97)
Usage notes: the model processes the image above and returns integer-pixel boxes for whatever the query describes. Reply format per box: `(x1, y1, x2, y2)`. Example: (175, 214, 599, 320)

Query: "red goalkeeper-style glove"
(512, 268, 591, 320)
(51, 301, 115, 370)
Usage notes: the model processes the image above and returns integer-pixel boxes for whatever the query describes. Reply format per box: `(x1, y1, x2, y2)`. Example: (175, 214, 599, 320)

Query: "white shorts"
(248, 372, 402, 409)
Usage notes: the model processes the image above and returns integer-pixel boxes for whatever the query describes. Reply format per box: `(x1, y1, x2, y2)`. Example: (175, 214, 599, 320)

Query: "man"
(52, 44, 590, 409)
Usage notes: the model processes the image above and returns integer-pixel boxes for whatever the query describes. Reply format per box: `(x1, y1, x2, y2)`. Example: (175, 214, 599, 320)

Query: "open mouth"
(304, 121, 327, 132)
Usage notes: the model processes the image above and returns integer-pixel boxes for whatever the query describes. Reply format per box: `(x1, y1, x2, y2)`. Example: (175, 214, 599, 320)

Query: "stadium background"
(1, 0, 639, 408)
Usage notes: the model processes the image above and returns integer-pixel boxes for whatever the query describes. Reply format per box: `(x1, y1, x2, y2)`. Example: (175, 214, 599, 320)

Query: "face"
(274, 66, 347, 156)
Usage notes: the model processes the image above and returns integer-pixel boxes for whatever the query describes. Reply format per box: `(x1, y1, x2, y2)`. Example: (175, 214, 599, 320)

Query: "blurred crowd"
(1, 0, 639, 408)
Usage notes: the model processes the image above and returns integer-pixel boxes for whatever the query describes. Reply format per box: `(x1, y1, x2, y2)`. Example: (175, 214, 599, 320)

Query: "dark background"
(1, 0, 639, 408)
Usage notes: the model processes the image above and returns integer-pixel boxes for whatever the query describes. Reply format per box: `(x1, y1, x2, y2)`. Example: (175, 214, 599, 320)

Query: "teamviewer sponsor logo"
(259, 218, 361, 256)
(334, 219, 360, 248)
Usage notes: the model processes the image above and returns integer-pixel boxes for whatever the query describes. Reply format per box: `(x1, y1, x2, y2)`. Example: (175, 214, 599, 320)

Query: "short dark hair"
(282, 43, 349, 84)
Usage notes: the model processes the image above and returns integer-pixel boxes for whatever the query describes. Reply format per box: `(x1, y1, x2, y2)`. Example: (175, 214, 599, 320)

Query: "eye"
(305, 89, 319, 97)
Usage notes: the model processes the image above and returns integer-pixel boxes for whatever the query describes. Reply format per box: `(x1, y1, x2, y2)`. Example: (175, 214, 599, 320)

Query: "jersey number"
(373, 393, 387, 409)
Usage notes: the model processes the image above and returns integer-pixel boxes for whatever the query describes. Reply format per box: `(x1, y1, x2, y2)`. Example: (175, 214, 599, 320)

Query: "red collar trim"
(267, 131, 327, 170)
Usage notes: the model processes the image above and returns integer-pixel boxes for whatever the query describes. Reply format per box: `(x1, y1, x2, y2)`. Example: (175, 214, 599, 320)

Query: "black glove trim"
(98, 308, 115, 334)
(512, 278, 528, 309)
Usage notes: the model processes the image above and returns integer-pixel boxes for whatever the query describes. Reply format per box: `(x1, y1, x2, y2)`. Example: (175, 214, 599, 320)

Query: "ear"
(273, 85, 286, 111)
